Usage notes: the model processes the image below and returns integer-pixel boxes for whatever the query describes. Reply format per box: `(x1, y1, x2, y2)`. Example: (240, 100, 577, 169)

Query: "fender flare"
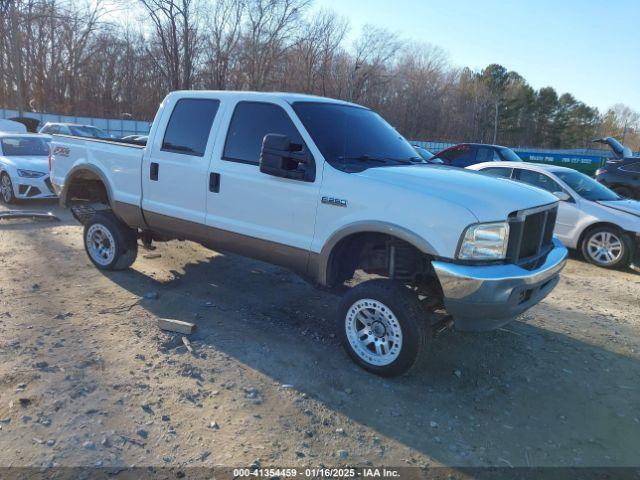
(59, 164, 114, 208)
(315, 221, 439, 286)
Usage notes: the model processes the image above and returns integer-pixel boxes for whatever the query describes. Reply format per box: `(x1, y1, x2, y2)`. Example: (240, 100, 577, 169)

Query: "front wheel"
(0, 172, 16, 204)
(84, 211, 138, 270)
(581, 226, 632, 269)
(337, 279, 430, 377)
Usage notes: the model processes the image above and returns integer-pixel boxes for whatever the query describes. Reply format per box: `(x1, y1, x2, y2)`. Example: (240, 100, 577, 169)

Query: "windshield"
(498, 147, 522, 162)
(292, 102, 422, 171)
(1, 137, 50, 156)
(69, 125, 111, 139)
(555, 170, 620, 201)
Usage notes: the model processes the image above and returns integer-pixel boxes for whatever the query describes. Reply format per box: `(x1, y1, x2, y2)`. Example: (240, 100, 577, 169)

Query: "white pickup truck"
(50, 91, 568, 376)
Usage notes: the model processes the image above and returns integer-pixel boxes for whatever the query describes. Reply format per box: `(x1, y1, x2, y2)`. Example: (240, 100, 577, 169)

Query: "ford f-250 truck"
(50, 91, 568, 376)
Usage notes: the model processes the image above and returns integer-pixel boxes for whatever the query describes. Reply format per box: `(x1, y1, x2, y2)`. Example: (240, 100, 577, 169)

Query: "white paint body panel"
(0, 120, 27, 134)
(468, 162, 640, 249)
(51, 90, 560, 260)
(49, 135, 144, 208)
(0, 133, 55, 200)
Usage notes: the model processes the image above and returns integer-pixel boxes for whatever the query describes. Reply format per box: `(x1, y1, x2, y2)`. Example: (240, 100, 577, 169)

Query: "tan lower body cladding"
(113, 201, 318, 282)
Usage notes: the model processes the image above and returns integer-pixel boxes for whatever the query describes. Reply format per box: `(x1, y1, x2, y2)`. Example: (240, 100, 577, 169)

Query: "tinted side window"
(515, 169, 562, 192)
(481, 167, 512, 178)
(439, 145, 475, 167)
(162, 98, 220, 157)
(223, 102, 303, 165)
(476, 147, 494, 163)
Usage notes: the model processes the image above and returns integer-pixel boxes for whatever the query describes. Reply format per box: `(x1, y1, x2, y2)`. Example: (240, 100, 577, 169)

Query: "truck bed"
(49, 134, 146, 209)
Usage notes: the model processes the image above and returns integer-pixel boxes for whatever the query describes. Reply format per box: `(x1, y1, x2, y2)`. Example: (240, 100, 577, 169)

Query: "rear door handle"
(150, 162, 159, 181)
(209, 172, 220, 193)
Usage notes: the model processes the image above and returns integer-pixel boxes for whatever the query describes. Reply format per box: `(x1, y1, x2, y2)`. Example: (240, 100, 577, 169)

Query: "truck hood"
(597, 199, 640, 218)
(0, 155, 49, 173)
(356, 165, 558, 221)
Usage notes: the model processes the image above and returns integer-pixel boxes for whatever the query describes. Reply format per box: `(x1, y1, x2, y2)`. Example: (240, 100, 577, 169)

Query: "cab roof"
(167, 90, 364, 108)
(0, 132, 51, 139)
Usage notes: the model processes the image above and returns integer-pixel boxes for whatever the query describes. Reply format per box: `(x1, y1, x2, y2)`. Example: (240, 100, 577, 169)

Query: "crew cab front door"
(142, 97, 223, 228)
(204, 100, 322, 265)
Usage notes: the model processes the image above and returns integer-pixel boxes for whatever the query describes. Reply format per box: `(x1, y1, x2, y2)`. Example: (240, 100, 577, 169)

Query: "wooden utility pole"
(492, 100, 499, 144)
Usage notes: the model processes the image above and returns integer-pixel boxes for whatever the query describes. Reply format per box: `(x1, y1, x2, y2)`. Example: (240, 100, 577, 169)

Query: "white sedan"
(467, 161, 640, 269)
(0, 133, 55, 204)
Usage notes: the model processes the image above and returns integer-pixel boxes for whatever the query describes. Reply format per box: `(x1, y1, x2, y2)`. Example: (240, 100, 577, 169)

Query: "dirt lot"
(0, 201, 639, 471)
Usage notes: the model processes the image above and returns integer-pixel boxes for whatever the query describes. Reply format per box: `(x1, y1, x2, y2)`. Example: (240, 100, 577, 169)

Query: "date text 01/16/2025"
(232, 468, 400, 477)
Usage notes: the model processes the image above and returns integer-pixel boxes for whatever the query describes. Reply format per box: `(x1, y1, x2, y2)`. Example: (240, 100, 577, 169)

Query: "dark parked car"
(431, 143, 522, 168)
(9, 117, 41, 133)
(593, 137, 640, 200)
(596, 158, 640, 199)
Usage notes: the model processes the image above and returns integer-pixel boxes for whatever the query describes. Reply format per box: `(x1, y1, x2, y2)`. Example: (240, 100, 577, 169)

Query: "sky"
(314, 0, 640, 113)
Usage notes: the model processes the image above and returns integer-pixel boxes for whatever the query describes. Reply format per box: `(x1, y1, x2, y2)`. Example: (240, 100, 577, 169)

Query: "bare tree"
(288, 9, 348, 93)
(240, 0, 310, 90)
(201, 0, 245, 89)
(0, 0, 614, 150)
(138, 0, 199, 90)
(349, 26, 402, 105)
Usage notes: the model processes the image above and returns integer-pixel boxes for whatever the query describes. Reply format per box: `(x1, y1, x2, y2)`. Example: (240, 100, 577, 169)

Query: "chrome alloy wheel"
(1, 174, 13, 202)
(345, 298, 403, 366)
(586, 231, 623, 266)
(86, 223, 116, 266)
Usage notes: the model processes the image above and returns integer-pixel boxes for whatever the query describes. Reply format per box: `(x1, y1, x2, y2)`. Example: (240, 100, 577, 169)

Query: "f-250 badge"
(321, 196, 347, 207)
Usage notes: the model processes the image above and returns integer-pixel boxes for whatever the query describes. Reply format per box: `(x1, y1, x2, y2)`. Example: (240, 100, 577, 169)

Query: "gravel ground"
(0, 201, 639, 470)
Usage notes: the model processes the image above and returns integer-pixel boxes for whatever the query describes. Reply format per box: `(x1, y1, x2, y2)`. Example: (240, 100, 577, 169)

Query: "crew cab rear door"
(141, 95, 223, 227)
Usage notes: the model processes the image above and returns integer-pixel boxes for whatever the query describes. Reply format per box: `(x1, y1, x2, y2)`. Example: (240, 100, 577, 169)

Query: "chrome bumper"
(432, 239, 568, 331)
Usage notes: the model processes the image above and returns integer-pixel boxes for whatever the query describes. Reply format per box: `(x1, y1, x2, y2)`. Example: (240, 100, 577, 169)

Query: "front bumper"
(13, 174, 57, 200)
(432, 239, 568, 331)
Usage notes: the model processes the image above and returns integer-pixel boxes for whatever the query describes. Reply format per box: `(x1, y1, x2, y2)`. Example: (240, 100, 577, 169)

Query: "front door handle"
(150, 162, 159, 181)
(209, 172, 220, 193)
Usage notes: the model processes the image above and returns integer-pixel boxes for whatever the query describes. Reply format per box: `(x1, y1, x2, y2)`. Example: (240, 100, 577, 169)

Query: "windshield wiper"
(337, 154, 413, 165)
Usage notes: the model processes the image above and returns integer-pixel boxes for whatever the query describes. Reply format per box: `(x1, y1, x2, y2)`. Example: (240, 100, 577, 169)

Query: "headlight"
(458, 221, 510, 260)
(17, 169, 46, 178)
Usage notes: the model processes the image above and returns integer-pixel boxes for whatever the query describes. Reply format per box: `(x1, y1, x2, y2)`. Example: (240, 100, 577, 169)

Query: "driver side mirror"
(259, 134, 315, 182)
(553, 191, 571, 202)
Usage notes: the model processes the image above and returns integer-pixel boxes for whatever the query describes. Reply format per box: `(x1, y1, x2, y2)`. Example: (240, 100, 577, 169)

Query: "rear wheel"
(581, 226, 632, 269)
(337, 279, 430, 377)
(0, 172, 16, 204)
(84, 211, 138, 270)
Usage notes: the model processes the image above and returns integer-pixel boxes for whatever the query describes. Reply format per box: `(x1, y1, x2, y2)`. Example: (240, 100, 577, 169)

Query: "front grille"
(507, 204, 557, 269)
(27, 187, 42, 197)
